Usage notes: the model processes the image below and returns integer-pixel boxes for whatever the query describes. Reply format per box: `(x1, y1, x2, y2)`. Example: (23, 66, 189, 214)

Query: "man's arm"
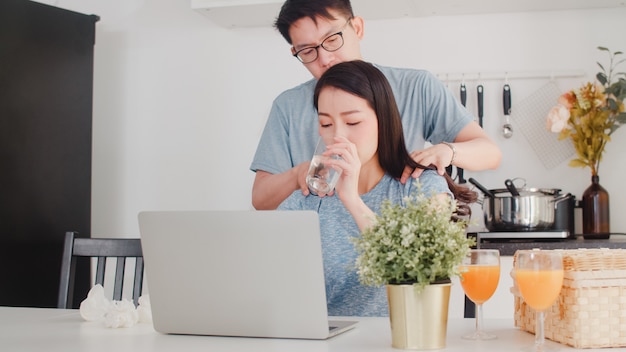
(252, 162, 311, 210)
(449, 121, 501, 170)
(401, 121, 501, 182)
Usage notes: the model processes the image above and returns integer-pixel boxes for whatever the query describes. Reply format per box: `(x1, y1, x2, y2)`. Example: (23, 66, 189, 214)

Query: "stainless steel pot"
(484, 189, 572, 231)
(469, 178, 573, 232)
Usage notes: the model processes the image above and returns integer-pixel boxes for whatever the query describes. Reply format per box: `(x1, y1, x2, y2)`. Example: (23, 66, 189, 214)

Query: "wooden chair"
(57, 231, 144, 309)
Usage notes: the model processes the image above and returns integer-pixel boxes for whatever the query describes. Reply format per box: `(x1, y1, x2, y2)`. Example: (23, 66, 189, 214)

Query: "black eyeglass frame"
(292, 18, 352, 64)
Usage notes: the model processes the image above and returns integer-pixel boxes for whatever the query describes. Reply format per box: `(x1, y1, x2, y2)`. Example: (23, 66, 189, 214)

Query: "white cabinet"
(191, 0, 626, 28)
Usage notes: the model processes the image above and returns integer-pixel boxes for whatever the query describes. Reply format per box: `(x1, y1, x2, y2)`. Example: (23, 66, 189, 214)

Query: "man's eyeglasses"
(292, 18, 352, 64)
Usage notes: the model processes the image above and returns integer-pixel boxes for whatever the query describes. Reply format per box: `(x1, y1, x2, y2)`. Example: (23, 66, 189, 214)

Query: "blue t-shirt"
(278, 171, 452, 317)
(250, 65, 473, 174)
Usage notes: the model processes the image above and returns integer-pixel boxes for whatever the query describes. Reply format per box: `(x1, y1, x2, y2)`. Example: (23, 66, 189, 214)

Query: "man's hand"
(296, 161, 312, 196)
(252, 161, 312, 210)
(400, 143, 454, 183)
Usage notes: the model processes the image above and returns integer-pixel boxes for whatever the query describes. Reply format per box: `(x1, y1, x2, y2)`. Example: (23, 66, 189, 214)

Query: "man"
(250, 0, 501, 210)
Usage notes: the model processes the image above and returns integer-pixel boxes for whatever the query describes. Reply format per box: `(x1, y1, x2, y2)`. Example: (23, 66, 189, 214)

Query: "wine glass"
(514, 250, 564, 352)
(459, 249, 501, 340)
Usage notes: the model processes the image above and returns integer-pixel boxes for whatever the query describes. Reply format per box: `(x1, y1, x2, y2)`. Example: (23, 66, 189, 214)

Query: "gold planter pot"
(386, 283, 451, 350)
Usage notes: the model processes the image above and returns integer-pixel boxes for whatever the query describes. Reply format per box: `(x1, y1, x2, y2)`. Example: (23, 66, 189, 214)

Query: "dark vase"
(582, 175, 610, 239)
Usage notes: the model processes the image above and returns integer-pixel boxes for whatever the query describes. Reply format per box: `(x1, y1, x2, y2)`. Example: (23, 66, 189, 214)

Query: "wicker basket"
(513, 248, 626, 349)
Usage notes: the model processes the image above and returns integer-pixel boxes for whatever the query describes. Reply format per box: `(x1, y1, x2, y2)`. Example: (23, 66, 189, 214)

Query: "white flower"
(545, 104, 570, 133)
(400, 232, 415, 247)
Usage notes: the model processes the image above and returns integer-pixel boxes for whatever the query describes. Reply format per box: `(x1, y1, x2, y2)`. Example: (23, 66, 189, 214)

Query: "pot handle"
(552, 193, 573, 209)
(468, 178, 494, 198)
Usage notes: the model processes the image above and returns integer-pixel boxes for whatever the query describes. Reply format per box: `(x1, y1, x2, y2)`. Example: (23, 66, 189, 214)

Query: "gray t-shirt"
(250, 65, 473, 174)
(278, 171, 452, 317)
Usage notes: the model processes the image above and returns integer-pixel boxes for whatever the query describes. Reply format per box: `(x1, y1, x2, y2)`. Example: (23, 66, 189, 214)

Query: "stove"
(476, 230, 570, 240)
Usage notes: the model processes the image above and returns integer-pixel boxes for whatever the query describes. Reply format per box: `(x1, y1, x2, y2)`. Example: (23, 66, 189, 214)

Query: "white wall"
(33, 0, 626, 319)
(34, 0, 624, 237)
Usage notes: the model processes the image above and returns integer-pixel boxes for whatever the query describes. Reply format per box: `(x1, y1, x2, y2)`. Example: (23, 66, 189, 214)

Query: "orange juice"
(459, 265, 500, 304)
(515, 269, 564, 311)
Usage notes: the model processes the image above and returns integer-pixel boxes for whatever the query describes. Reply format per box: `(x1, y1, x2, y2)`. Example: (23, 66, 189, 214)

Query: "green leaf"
(352, 183, 474, 290)
(598, 46, 609, 51)
(597, 72, 608, 85)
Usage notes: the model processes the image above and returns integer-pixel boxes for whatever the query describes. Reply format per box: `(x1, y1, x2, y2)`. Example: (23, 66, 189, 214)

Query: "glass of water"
(306, 137, 342, 196)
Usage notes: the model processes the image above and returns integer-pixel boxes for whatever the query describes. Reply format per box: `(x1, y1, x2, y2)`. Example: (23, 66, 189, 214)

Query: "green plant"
(546, 47, 626, 176)
(352, 183, 475, 292)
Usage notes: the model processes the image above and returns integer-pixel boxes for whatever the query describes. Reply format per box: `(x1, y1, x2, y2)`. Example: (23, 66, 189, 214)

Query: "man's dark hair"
(274, 0, 354, 44)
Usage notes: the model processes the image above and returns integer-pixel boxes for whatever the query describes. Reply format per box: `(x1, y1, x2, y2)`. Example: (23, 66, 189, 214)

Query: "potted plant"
(352, 185, 475, 350)
(546, 47, 626, 238)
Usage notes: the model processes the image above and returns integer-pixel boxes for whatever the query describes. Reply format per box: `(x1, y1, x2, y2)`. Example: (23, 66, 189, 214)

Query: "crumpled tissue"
(79, 284, 152, 328)
(103, 299, 139, 328)
(79, 284, 111, 321)
(137, 295, 152, 323)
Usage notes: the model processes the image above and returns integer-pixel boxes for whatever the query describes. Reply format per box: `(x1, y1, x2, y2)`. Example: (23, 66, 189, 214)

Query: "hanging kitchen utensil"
(502, 84, 513, 138)
(477, 84, 484, 128)
(460, 82, 467, 107)
(510, 81, 576, 169)
(456, 82, 466, 184)
(446, 82, 468, 184)
(504, 179, 520, 196)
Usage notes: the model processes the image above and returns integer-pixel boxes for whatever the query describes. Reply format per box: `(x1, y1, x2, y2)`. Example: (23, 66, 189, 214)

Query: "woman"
(278, 60, 477, 316)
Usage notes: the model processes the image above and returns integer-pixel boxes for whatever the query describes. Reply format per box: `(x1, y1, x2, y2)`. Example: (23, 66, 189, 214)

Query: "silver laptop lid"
(138, 210, 341, 339)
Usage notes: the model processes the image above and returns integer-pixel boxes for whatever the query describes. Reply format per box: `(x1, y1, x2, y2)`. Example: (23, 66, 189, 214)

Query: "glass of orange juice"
(459, 249, 500, 340)
(514, 250, 564, 351)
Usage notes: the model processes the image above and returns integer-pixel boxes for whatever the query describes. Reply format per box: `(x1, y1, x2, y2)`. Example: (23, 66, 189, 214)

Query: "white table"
(0, 306, 616, 351)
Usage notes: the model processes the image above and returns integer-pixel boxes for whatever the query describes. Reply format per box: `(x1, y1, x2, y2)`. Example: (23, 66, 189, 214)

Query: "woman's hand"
(323, 136, 361, 202)
(323, 136, 378, 231)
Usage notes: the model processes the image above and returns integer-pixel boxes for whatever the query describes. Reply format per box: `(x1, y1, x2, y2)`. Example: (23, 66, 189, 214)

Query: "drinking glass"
(514, 250, 564, 352)
(305, 138, 342, 196)
(459, 249, 500, 340)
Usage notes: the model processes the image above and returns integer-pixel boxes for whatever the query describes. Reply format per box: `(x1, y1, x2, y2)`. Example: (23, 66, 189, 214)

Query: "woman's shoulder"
(413, 170, 452, 197)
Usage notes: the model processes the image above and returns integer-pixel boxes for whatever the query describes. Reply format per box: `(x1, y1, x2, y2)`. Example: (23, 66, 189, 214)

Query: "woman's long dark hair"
(313, 60, 477, 218)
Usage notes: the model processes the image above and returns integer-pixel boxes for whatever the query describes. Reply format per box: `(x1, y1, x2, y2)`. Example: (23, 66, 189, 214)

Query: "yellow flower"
(546, 47, 626, 176)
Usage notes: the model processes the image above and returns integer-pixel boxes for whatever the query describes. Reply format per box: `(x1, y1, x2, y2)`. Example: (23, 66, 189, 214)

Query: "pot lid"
(490, 188, 562, 197)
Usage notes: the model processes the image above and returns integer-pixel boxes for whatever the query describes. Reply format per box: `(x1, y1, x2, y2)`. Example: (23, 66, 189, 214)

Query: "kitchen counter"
(476, 233, 626, 255)
(1, 306, 617, 352)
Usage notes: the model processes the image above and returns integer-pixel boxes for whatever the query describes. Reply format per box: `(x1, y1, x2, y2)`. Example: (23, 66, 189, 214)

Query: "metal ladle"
(502, 84, 513, 138)
(503, 116, 513, 138)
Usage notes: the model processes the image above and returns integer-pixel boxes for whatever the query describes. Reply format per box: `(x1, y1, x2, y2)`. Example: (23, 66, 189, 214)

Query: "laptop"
(137, 210, 357, 340)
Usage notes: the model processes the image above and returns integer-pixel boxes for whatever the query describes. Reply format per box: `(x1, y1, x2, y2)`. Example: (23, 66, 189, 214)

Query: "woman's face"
(317, 86, 378, 166)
